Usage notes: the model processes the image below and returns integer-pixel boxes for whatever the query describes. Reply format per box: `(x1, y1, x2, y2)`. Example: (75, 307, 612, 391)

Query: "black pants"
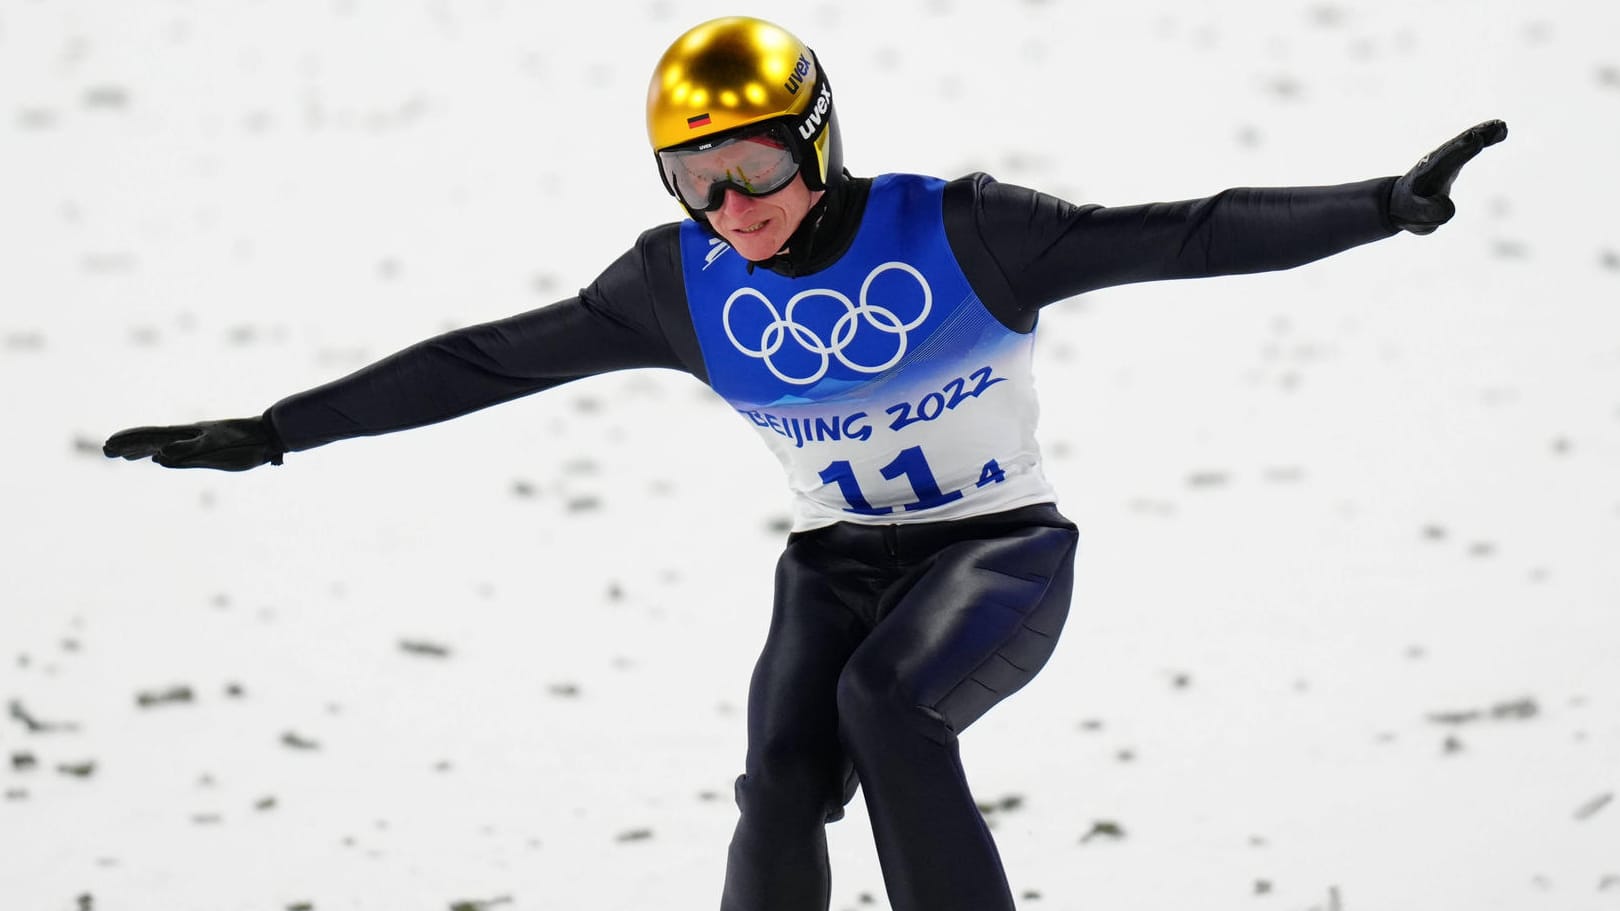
(719, 503, 1079, 911)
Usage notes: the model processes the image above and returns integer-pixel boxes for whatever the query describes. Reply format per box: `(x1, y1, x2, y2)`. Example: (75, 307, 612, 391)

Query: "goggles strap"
(787, 55, 834, 149)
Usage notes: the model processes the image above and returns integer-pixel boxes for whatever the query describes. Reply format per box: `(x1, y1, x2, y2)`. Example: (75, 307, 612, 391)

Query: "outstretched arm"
(105, 233, 695, 470)
(263, 292, 684, 452)
(947, 120, 1507, 327)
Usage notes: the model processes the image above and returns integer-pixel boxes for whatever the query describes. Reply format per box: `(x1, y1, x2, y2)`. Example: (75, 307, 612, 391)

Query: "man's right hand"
(103, 417, 284, 471)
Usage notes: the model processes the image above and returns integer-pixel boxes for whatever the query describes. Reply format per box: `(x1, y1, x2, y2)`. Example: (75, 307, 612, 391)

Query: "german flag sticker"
(687, 113, 712, 129)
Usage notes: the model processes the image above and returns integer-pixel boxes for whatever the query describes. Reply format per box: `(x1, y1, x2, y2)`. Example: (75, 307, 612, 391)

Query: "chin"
(725, 229, 786, 262)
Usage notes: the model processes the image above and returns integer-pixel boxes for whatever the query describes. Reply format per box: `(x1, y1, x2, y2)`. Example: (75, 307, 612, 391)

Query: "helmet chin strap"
(776, 190, 828, 254)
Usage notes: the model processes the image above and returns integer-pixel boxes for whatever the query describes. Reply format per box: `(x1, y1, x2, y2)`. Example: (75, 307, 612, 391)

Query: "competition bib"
(681, 174, 1055, 530)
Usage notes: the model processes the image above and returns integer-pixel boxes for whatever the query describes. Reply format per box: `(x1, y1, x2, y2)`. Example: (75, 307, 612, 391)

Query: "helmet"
(646, 16, 843, 217)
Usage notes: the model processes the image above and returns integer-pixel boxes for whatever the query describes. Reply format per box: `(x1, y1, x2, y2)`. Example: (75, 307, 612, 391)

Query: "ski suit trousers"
(718, 502, 1080, 911)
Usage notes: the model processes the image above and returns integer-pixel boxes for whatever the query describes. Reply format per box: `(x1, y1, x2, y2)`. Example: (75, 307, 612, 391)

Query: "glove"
(103, 416, 285, 471)
(1388, 119, 1508, 235)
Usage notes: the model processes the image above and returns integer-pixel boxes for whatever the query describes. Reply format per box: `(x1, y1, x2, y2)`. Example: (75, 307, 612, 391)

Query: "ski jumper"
(265, 171, 1398, 911)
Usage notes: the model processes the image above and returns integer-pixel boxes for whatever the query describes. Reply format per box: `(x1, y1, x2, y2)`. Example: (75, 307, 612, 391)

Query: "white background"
(2, 1, 1618, 909)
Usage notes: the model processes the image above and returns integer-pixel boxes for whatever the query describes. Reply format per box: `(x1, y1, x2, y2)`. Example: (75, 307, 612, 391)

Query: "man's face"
(706, 174, 824, 262)
(658, 127, 823, 262)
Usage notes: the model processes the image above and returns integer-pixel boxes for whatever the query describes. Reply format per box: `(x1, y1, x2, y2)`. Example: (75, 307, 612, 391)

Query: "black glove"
(103, 416, 285, 471)
(1389, 119, 1508, 235)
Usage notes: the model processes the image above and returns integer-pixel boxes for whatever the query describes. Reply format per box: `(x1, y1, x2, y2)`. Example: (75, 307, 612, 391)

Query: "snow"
(3, 1, 1618, 909)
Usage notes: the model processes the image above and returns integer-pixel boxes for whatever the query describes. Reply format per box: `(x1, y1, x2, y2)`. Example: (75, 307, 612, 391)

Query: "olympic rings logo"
(721, 261, 932, 386)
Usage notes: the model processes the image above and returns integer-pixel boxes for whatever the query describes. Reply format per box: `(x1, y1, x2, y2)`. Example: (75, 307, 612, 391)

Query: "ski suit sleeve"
(267, 230, 692, 452)
(944, 173, 1399, 330)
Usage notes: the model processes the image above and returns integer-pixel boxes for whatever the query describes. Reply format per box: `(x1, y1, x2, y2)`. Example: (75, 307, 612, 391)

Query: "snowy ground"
(3, 1, 1618, 909)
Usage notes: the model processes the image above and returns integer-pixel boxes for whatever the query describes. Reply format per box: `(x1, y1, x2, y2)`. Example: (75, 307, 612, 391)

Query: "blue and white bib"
(681, 173, 1055, 530)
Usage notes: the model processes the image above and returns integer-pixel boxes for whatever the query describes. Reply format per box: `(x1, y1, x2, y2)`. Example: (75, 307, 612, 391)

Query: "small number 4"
(976, 459, 1006, 487)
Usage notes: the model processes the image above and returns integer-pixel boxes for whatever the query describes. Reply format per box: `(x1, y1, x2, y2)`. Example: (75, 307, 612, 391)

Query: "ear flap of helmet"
(795, 53, 843, 193)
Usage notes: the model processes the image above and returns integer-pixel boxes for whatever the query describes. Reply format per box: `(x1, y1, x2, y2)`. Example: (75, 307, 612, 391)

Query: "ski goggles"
(656, 121, 803, 213)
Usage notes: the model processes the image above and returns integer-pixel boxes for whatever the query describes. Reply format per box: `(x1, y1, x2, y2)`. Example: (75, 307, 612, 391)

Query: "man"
(105, 15, 1506, 911)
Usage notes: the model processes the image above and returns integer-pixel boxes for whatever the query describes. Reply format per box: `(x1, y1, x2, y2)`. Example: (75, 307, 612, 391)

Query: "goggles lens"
(658, 124, 802, 212)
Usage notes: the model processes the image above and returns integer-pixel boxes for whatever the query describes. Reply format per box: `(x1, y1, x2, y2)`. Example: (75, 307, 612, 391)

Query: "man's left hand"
(1389, 119, 1508, 235)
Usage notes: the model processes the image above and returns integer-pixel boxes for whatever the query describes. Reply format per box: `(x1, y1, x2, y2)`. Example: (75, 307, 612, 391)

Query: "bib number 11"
(818, 446, 1006, 515)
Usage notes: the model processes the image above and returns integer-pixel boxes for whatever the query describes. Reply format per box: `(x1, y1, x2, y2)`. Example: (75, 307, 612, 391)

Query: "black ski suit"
(264, 171, 1398, 911)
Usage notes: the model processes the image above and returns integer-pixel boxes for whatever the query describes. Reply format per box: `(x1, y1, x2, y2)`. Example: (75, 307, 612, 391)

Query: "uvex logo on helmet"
(783, 53, 812, 95)
(797, 79, 833, 141)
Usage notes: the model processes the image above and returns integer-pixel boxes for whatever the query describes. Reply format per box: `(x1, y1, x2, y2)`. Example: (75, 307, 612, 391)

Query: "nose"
(715, 187, 757, 216)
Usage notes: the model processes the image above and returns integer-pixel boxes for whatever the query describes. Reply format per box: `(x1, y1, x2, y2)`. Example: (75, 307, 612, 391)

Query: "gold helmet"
(647, 16, 843, 216)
